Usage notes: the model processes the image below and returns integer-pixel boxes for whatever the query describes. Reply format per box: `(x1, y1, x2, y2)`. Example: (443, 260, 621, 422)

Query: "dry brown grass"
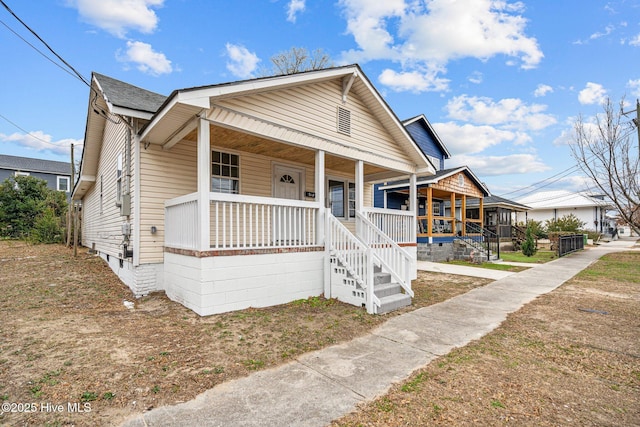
(0, 241, 489, 426)
(332, 251, 640, 426)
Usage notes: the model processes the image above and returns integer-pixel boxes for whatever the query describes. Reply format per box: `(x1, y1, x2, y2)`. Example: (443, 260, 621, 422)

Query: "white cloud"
(628, 79, 640, 97)
(0, 131, 82, 156)
(339, 0, 542, 92)
(378, 68, 449, 93)
(578, 82, 607, 105)
(468, 71, 483, 84)
(67, 0, 163, 38)
(431, 122, 523, 155)
(225, 43, 260, 79)
(117, 41, 172, 76)
(444, 95, 557, 131)
(287, 0, 306, 23)
(533, 84, 553, 97)
(629, 34, 640, 46)
(447, 153, 550, 176)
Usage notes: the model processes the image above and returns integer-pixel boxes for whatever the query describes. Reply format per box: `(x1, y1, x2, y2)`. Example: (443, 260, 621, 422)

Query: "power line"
(0, 19, 79, 81)
(0, 112, 82, 149)
(497, 127, 639, 201)
(0, 0, 89, 87)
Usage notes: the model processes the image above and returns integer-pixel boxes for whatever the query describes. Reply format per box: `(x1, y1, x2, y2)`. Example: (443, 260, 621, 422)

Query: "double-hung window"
(57, 176, 70, 192)
(211, 150, 239, 194)
(328, 179, 355, 219)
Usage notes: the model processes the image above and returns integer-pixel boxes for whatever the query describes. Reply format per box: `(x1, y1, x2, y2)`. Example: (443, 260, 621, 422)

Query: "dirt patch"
(0, 241, 490, 426)
(332, 251, 640, 426)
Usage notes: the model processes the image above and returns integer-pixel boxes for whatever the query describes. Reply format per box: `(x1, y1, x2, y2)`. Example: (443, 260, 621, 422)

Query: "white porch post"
(355, 160, 364, 237)
(317, 150, 331, 299)
(197, 117, 210, 251)
(315, 150, 325, 244)
(409, 173, 417, 243)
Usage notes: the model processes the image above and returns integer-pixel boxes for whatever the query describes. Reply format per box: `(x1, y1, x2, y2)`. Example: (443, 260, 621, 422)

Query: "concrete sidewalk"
(121, 239, 636, 427)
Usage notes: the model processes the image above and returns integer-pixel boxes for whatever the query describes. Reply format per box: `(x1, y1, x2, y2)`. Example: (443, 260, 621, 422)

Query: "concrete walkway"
(121, 239, 637, 427)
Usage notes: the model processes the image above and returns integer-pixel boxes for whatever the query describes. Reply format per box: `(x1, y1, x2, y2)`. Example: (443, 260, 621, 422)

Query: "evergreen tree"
(521, 224, 537, 257)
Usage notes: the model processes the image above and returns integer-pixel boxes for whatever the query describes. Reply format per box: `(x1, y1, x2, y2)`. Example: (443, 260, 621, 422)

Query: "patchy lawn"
(333, 251, 640, 426)
(0, 241, 489, 426)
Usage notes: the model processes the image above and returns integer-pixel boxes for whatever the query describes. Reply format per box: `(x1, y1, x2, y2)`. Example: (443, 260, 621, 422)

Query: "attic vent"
(337, 106, 351, 135)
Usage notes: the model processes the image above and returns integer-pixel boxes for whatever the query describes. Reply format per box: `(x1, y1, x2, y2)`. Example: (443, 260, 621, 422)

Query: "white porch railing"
(165, 193, 200, 250)
(356, 212, 414, 298)
(327, 212, 379, 314)
(362, 207, 414, 244)
(165, 192, 321, 251)
(210, 193, 319, 249)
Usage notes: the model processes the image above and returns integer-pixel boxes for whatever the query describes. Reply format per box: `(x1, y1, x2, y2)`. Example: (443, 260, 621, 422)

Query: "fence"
(557, 234, 585, 257)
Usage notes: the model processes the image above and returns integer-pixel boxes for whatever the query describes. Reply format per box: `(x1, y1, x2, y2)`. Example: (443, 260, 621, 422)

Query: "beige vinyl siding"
(81, 119, 131, 258)
(216, 80, 413, 168)
(139, 140, 197, 263)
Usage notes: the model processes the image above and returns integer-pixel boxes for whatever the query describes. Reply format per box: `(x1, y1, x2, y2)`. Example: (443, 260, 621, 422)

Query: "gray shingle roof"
(0, 154, 71, 175)
(93, 73, 167, 114)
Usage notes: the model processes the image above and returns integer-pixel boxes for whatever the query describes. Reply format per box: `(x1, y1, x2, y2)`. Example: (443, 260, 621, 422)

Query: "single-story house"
(515, 190, 613, 233)
(72, 65, 436, 316)
(0, 154, 72, 198)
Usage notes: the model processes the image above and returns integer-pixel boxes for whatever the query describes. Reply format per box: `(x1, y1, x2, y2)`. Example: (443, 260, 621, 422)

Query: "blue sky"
(1, 0, 639, 199)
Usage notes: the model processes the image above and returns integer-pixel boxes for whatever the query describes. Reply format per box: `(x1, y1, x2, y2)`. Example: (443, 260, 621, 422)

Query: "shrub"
(521, 224, 537, 257)
(545, 214, 586, 233)
(30, 207, 64, 243)
(0, 176, 67, 241)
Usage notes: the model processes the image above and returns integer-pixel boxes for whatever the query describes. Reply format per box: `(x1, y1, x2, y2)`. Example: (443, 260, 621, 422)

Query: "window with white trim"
(14, 171, 29, 177)
(211, 150, 239, 194)
(432, 202, 441, 216)
(328, 179, 355, 219)
(57, 176, 70, 192)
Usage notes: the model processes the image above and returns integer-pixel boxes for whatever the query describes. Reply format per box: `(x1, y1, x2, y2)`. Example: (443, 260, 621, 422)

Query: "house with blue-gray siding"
(0, 154, 72, 199)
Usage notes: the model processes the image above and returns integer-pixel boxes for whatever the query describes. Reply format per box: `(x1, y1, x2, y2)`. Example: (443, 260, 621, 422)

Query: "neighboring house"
(0, 154, 72, 198)
(72, 65, 435, 316)
(467, 195, 531, 239)
(515, 190, 613, 233)
(374, 115, 490, 261)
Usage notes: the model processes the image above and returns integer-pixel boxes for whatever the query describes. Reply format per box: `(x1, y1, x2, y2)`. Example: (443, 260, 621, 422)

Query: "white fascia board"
(178, 67, 358, 102)
(111, 105, 154, 120)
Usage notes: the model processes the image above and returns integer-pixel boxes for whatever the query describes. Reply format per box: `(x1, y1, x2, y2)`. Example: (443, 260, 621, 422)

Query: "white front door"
(274, 165, 303, 200)
(273, 165, 304, 244)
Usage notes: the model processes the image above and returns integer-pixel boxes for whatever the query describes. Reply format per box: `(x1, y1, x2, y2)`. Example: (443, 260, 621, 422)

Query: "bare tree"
(570, 97, 640, 235)
(261, 47, 333, 76)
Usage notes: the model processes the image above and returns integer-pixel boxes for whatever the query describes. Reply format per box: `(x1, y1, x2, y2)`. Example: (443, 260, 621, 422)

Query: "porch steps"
(374, 271, 411, 314)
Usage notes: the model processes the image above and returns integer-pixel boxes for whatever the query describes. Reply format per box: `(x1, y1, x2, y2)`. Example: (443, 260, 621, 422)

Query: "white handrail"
(356, 212, 414, 298)
(327, 211, 379, 314)
(362, 207, 414, 243)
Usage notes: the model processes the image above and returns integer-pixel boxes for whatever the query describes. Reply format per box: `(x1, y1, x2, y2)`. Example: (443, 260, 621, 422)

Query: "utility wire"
(0, 19, 79, 81)
(0, 0, 90, 87)
(0, 112, 83, 148)
(497, 127, 638, 201)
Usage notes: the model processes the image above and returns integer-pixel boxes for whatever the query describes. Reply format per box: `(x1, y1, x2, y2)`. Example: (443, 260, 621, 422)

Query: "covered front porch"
(158, 117, 422, 315)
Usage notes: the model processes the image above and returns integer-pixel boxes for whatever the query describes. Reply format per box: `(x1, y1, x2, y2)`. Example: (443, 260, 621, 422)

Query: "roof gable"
(403, 114, 451, 160)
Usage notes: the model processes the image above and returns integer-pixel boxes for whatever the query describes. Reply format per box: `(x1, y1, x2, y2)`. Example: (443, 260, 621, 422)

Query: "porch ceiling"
(182, 124, 388, 178)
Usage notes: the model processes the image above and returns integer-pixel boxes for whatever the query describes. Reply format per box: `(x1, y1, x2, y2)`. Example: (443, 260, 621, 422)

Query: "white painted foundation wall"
(163, 251, 325, 316)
